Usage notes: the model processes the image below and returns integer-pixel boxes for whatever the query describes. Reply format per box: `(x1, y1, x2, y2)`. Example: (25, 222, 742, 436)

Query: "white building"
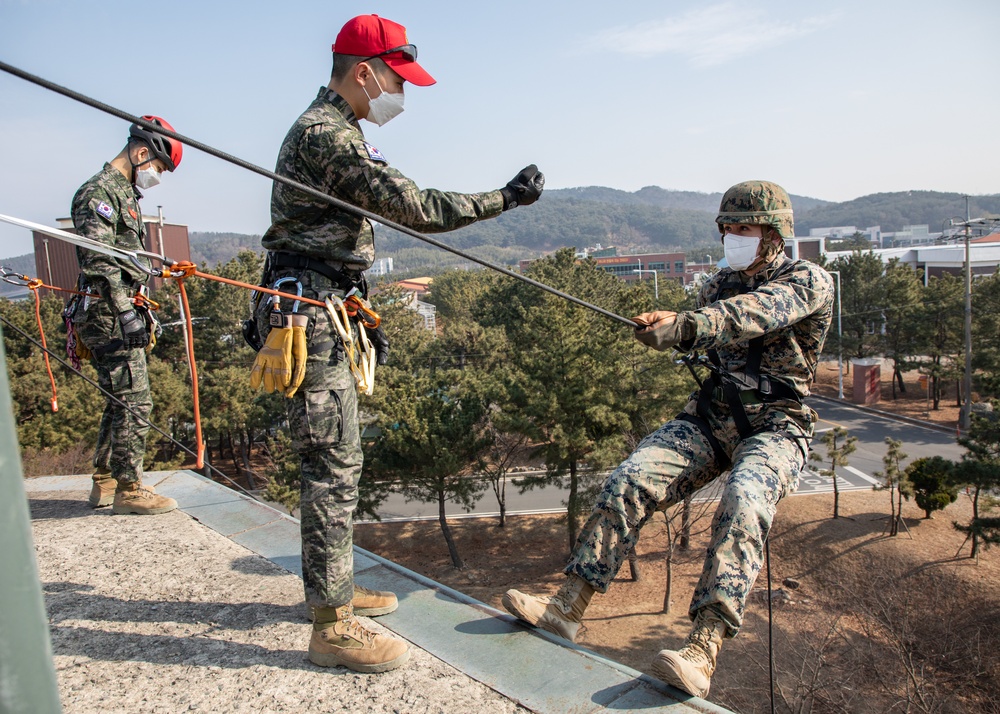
(825, 235, 1000, 284)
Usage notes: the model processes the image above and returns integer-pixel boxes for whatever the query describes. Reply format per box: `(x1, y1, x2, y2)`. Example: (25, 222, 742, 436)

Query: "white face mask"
(363, 72, 405, 126)
(135, 164, 161, 189)
(723, 233, 761, 271)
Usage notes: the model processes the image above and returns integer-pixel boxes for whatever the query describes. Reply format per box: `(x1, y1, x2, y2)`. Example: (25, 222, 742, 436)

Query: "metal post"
(633, 268, 658, 300)
(156, 205, 165, 257)
(962, 196, 973, 431)
(829, 270, 844, 399)
(0, 326, 63, 714)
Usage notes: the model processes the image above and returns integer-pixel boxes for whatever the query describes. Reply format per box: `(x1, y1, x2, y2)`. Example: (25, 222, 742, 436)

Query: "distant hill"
(21, 187, 997, 281)
(0, 253, 37, 298)
(795, 191, 1000, 234)
(189, 232, 264, 266)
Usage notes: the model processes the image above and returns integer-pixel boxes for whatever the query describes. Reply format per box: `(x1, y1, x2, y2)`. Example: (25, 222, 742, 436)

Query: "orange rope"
(28, 282, 59, 412)
(191, 267, 326, 308)
(14, 260, 375, 468)
(177, 278, 205, 468)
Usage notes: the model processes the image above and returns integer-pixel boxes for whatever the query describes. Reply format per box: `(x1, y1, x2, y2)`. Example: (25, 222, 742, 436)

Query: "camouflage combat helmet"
(715, 180, 794, 240)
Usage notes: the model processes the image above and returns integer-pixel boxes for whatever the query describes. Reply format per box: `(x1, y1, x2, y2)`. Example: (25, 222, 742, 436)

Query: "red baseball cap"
(332, 14, 436, 87)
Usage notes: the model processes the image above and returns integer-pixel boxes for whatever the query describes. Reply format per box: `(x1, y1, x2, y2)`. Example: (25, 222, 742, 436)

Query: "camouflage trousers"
(565, 399, 811, 636)
(77, 306, 152, 486)
(265, 271, 362, 609)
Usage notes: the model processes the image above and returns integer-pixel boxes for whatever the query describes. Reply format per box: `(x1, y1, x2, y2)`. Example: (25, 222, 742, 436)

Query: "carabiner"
(271, 276, 303, 313)
(343, 287, 381, 329)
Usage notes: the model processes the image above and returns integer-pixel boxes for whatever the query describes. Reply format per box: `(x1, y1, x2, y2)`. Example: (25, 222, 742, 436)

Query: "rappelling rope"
(27, 279, 58, 412)
(173, 274, 205, 468)
(0, 60, 638, 330)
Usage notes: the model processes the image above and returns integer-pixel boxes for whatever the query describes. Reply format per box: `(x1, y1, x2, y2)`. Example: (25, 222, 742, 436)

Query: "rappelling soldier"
(255, 14, 545, 673)
(502, 180, 835, 700)
(71, 116, 182, 516)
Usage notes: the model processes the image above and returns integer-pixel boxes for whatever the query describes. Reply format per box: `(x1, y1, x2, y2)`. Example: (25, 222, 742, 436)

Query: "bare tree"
(478, 418, 528, 528)
(660, 489, 717, 613)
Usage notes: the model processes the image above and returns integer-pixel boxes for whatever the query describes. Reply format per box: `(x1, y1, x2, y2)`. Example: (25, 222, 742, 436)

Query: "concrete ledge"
(25, 470, 731, 714)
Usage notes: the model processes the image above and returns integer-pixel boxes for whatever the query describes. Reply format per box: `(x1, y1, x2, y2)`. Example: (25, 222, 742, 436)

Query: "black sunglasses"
(362, 44, 417, 63)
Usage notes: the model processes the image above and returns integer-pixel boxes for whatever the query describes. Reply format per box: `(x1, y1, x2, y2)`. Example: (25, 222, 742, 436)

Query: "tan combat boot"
(112, 482, 177, 515)
(88, 472, 117, 508)
(650, 609, 727, 698)
(304, 585, 399, 621)
(501, 574, 594, 642)
(309, 604, 410, 673)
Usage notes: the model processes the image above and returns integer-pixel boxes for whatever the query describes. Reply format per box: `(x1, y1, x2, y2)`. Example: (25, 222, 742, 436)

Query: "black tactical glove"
(500, 164, 545, 210)
(117, 309, 150, 349)
(366, 325, 390, 366)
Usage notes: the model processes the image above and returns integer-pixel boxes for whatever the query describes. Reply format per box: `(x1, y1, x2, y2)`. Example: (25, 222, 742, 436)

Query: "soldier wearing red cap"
(258, 14, 544, 673)
(70, 116, 182, 516)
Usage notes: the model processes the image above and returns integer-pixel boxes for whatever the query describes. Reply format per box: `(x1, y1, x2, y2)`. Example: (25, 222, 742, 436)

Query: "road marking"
(844, 465, 880, 485)
(815, 418, 847, 429)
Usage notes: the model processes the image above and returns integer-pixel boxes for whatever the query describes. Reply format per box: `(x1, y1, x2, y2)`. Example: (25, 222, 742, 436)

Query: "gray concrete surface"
(24, 471, 730, 714)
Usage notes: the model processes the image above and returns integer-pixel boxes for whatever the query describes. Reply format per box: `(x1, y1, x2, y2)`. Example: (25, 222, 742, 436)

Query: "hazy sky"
(1, 0, 997, 260)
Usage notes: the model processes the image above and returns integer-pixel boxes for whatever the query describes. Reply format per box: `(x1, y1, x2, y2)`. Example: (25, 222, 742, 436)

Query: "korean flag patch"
(96, 201, 115, 220)
(364, 142, 387, 163)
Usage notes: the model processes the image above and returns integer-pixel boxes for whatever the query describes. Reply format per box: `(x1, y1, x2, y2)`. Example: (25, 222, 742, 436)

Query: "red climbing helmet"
(129, 115, 183, 171)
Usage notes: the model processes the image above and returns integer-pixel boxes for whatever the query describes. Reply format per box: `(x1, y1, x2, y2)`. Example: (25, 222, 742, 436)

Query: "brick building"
(32, 210, 190, 299)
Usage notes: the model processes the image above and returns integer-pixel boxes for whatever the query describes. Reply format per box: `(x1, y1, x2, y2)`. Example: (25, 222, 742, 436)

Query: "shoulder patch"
(96, 201, 114, 220)
(363, 142, 387, 163)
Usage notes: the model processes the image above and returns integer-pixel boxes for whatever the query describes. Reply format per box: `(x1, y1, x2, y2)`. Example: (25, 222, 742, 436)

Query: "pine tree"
(873, 437, 910, 536)
(810, 426, 857, 519)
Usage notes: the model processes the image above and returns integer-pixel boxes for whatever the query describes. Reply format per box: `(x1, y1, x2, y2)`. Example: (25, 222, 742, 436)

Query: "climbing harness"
(673, 258, 811, 468)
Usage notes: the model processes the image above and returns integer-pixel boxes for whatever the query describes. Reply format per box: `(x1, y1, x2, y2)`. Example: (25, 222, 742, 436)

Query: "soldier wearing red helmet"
(256, 13, 544, 676)
(68, 116, 183, 516)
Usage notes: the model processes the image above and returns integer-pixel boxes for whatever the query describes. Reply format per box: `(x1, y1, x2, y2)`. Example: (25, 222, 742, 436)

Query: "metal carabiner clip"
(343, 287, 381, 329)
(271, 276, 303, 313)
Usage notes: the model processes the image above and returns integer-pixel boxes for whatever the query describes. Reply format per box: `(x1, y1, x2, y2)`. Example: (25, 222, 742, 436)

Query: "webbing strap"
(677, 412, 730, 470)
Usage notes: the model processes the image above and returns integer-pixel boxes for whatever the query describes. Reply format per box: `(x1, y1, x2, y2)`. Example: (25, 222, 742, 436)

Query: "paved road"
(370, 398, 967, 523)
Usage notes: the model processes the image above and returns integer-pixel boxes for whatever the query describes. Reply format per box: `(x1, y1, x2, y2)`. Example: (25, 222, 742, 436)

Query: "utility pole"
(948, 202, 1000, 431)
(963, 196, 972, 431)
(828, 270, 844, 399)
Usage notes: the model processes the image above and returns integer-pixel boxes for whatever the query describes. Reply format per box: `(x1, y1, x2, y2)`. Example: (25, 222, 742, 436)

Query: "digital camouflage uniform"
(261, 88, 505, 609)
(72, 164, 152, 486)
(565, 251, 835, 636)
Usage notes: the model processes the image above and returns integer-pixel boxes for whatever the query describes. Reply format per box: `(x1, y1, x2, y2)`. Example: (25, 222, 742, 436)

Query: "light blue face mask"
(363, 72, 405, 126)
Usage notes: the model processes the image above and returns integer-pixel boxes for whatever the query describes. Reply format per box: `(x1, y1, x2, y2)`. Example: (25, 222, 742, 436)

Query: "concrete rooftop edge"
(25, 469, 732, 714)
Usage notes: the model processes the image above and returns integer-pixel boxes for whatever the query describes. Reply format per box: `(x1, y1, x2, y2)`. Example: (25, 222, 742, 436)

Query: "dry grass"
(356, 489, 1000, 713)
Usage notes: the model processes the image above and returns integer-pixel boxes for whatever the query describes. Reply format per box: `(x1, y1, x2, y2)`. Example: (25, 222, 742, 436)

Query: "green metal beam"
(0, 325, 62, 714)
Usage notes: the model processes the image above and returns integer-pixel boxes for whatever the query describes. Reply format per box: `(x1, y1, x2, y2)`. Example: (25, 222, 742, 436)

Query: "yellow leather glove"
(144, 309, 162, 354)
(285, 314, 308, 398)
(74, 339, 93, 362)
(249, 321, 293, 393)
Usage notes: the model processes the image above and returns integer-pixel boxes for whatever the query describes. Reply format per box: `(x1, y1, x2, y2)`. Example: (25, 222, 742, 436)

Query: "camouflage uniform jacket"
(262, 88, 505, 271)
(680, 254, 835, 418)
(71, 163, 150, 316)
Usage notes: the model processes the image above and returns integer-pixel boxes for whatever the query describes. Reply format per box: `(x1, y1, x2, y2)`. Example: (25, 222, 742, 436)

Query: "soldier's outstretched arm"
(679, 264, 835, 352)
